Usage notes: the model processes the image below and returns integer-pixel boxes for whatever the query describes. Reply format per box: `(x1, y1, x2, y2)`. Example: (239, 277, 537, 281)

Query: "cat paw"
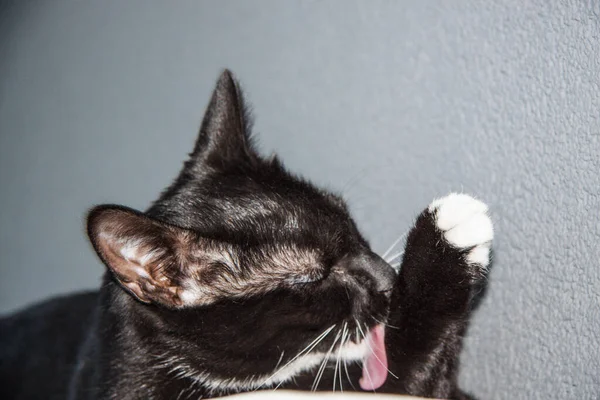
(428, 193, 493, 269)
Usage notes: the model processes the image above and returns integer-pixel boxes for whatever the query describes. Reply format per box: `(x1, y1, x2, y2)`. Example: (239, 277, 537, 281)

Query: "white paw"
(428, 193, 493, 267)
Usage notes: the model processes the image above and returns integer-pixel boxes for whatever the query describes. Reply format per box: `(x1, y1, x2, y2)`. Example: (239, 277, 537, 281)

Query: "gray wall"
(1, 1, 598, 398)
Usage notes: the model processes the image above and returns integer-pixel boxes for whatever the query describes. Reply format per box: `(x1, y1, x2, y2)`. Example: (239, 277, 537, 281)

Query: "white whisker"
(372, 316, 400, 330)
(385, 250, 405, 264)
(311, 354, 329, 392)
(338, 322, 348, 393)
(333, 323, 348, 393)
(381, 232, 408, 259)
(261, 324, 335, 389)
(311, 330, 341, 391)
(274, 350, 285, 370)
(343, 357, 356, 390)
(340, 324, 348, 392)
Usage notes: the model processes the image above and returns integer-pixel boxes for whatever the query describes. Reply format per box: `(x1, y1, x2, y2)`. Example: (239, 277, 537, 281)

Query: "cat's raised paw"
(428, 193, 493, 268)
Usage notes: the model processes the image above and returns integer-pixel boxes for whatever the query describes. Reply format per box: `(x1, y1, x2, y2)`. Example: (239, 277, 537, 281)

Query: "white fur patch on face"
(178, 244, 322, 307)
(196, 336, 368, 394)
(263, 339, 367, 388)
(155, 338, 367, 396)
(260, 352, 328, 387)
(429, 193, 493, 267)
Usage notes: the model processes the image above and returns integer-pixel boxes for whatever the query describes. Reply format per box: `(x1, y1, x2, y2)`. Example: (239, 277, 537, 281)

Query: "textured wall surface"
(0, 1, 598, 399)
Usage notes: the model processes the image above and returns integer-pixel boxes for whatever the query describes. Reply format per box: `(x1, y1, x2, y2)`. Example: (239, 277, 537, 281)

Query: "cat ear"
(185, 69, 257, 173)
(87, 205, 192, 307)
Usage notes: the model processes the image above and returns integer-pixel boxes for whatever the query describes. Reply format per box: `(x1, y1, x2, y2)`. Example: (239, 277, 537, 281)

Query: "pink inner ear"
(120, 280, 152, 303)
(95, 235, 156, 303)
(87, 206, 184, 305)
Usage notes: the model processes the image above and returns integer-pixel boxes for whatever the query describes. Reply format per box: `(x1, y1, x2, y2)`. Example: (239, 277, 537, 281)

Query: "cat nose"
(364, 252, 397, 293)
(338, 252, 396, 294)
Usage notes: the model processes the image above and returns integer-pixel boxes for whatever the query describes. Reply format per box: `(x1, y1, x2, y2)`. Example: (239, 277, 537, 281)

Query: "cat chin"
(191, 337, 369, 395)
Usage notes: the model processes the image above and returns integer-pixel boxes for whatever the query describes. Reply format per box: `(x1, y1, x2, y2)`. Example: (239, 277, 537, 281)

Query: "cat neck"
(68, 276, 215, 400)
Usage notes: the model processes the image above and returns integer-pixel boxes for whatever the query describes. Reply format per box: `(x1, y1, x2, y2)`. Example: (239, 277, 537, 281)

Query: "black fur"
(0, 70, 488, 399)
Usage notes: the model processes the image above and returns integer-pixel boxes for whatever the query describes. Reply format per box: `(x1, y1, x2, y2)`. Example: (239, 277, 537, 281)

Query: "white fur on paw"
(429, 193, 493, 267)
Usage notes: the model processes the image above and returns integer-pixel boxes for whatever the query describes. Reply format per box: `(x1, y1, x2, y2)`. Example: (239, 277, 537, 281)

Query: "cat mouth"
(359, 324, 388, 390)
(262, 323, 389, 390)
(333, 323, 389, 390)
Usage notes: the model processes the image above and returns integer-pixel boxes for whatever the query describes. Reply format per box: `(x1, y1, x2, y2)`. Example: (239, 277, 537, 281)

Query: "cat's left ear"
(87, 205, 193, 308)
(185, 69, 259, 173)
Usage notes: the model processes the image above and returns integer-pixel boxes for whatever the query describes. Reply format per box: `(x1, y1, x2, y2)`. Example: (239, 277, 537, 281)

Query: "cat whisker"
(381, 232, 408, 260)
(333, 323, 348, 393)
(311, 329, 342, 391)
(385, 250, 405, 264)
(371, 316, 400, 330)
(343, 357, 356, 391)
(357, 322, 399, 380)
(339, 329, 346, 393)
(260, 324, 336, 389)
(341, 324, 349, 392)
(337, 355, 342, 393)
(274, 350, 285, 370)
(273, 327, 336, 392)
(343, 285, 351, 302)
(311, 330, 341, 392)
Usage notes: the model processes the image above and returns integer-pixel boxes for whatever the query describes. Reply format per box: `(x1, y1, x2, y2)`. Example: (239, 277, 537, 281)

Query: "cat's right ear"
(86, 205, 193, 308)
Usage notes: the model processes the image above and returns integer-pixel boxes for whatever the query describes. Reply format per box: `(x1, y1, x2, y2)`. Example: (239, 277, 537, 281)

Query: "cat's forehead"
(152, 164, 351, 241)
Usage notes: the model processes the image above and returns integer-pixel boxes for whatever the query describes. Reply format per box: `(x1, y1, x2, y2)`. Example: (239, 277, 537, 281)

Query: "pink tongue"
(359, 324, 388, 391)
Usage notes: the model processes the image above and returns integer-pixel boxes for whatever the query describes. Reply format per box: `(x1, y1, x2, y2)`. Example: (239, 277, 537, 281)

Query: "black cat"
(0, 70, 493, 400)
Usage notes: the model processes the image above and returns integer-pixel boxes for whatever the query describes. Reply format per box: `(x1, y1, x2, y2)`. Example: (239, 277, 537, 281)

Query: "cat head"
(87, 70, 396, 392)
